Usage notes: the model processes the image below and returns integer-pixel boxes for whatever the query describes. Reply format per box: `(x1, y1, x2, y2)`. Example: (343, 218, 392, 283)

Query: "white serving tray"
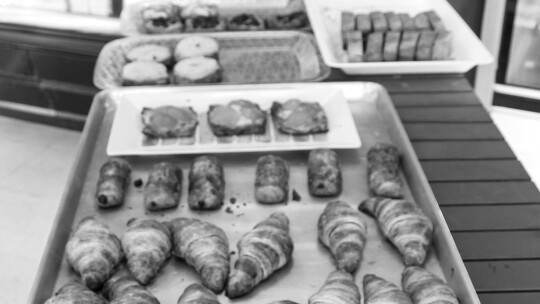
(304, 0, 493, 75)
(107, 86, 360, 155)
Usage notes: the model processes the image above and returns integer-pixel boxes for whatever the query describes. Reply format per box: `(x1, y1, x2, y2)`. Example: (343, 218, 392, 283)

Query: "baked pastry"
(398, 13, 416, 31)
(207, 99, 266, 136)
(386, 12, 403, 32)
(141, 106, 198, 138)
(344, 31, 364, 62)
(174, 36, 219, 60)
(341, 11, 355, 37)
(102, 268, 160, 304)
(271, 99, 329, 135)
(121, 218, 172, 285)
(308, 149, 342, 197)
(432, 31, 452, 60)
(126, 44, 172, 65)
(121, 61, 168, 86)
(426, 10, 445, 31)
(413, 12, 431, 30)
(370, 11, 388, 32)
(140, 2, 183, 34)
(169, 217, 230, 293)
(266, 11, 309, 29)
(44, 282, 105, 304)
(267, 302, 299, 304)
(144, 162, 182, 211)
(178, 284, 221, 304)
(398, 31, 420, 61)
(255, 155, 289, 204)
(227, 13, 265, 31)
(182, 4, 226, 32)
(363, 274, 413, 304)
(359, 197, 433, 266)
(402, 267, 459, 304)
(355, 14, 372, 34)
(309, 270, 361, 304)
(173, 57, 222, 84)
(367, 143, 404, 198)
(227, 212, 294, 298)
(383, 31, 402, 62)
(65, 217, 123, 290)
(318, 201, 368, 273)
(416, 31, 437, 61)
(188, 155, 225, 210)
(95, 158, 131, 208)
(365, 32, 384, 62)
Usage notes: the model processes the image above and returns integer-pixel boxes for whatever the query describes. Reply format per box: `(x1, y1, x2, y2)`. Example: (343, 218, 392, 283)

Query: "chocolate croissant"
(95, 158, 131, 208)
(65, 217, 123, 290)
(318, 200, 368, 273)
(188, 155, 225, 210)
(308, 149, 342, 197)
(178, 283, 221, 304)
(367, 143, 404, 198)
(402, 266, 459, 304)
(169, 217, 229, 293)
(121, 218, 172, 285)
(44, 281, 105, 304)
(363, 274, 412, 304)
(103, 269, 159, 304)
(359, 197, 433, 266)
(144, 162, 183, 211)
(227, 212, 294, 298)
(309, 270, 361, 304)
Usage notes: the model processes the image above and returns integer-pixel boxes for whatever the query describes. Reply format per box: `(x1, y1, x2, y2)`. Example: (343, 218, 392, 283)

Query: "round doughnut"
(121, 61, 169, 86)
(173, 57, 222, 84)
(174, 36, 219, 61)
(126, 44, 172, 64)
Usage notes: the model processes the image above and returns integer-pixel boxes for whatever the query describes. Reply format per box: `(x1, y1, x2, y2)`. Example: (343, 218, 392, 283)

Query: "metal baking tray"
(93, 31, 330, 90)
(28, 82, 479, 304)
(120, 0, 309, 35)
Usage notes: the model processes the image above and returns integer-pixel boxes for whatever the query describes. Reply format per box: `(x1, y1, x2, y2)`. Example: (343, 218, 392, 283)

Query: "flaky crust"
(309, 270, 360, 304)
(363, 274, 412, 304)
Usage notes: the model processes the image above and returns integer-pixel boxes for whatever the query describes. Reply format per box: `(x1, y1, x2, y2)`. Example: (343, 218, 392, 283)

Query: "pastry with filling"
(227, 13, 265, 31)
(182, 4, 226, 32)
(141, 2, 183, 34)
(173, 57, 222, 84)
(208, 99, 266, 136)
(126, 44, 172, 65)
(141, 106, 198, 138)
(121, 61, 169, 86)
(271, 99, 328, 135)
(266, 11, 309, 29)
(174, 36, 219, 61)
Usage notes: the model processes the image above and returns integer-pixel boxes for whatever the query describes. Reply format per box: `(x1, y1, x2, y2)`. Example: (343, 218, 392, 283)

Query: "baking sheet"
(28, 82, 479, 304)
(107, 86, 360, 155)
(93, 31, 330, 90)
(305, 0, 493, 75)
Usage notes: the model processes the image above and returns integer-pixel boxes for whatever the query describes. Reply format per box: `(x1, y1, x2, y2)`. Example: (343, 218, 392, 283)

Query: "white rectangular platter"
(107, 86, 361, 155)
(304, 0, 493, 75)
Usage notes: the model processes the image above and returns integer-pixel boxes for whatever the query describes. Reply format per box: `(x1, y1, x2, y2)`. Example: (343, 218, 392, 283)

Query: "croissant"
(121, 218, 172, 285)
(227, 212, 294, 298)
(95, 158, 131, 208)
(267, 301, 299, 304)
(103, 269, 159, 304)
(44, 281, 105, 304)
(367, 143, 404, 198)
(402, 266, 459, 304)
(169, 217, 229, 293)
(363, 274, 412, 304)
(144, 162, 183, 211)
(309, 270, 361, 304)
(188, 155, 225, 210)
(359, 197, 433, 266)
(178, 283, 221, 304)
(308, 149, 342, 197)
(318, 200, 368, 273)
(65, 217, 123, 290)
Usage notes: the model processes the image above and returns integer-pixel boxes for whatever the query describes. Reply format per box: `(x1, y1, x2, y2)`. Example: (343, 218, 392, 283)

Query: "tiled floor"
(2, 106, 539, 303)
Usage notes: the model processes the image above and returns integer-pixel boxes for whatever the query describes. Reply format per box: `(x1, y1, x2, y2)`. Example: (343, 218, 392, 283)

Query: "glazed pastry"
(95, 158, 131, 208)
(169, 217, 230, 293)
(365, 32, 384, 62)
(384, 31, 402, 62)
(141, 106, 198, 138)
(121, 61, 169, 86)
(141, 2, 183, 34)
(367, 143, 404, 198)
(228, 13, 265, 31)
(308, 149, 342, 197)
(413, 12, 431, 30)
(318, 201, 368, 273)
(126, 44, 172, 65)
(182, 4, 226, 32)
(174, 36, 219, 60)
(144, 162, 182, 211)
(386, 12, 403, 32)
(103, 269, 159, 304)
(65, 217, 123, 290)
(266, 11, 309, 29)
(207, 99, 267, 136)
(370, 11, 388, 32)
(271, 99, 328, 135)
(227, 212, 294, 298)
(121, 218, 172, 285)
(188, 155, 225, 210)
(359, 197, 433, 266)
(44, 281, 105, 304)
(363, 274, 413, 304)
(416, 31, 437, 61)
(178, 283, 221, 304)
(255, 155, 289, 204)
(398, 31, 420, 62)
(402, 266, 459, 304)
(173, 57, 222, 84)
(398, 13, 416, 31)
(308, 270, 361, 304)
